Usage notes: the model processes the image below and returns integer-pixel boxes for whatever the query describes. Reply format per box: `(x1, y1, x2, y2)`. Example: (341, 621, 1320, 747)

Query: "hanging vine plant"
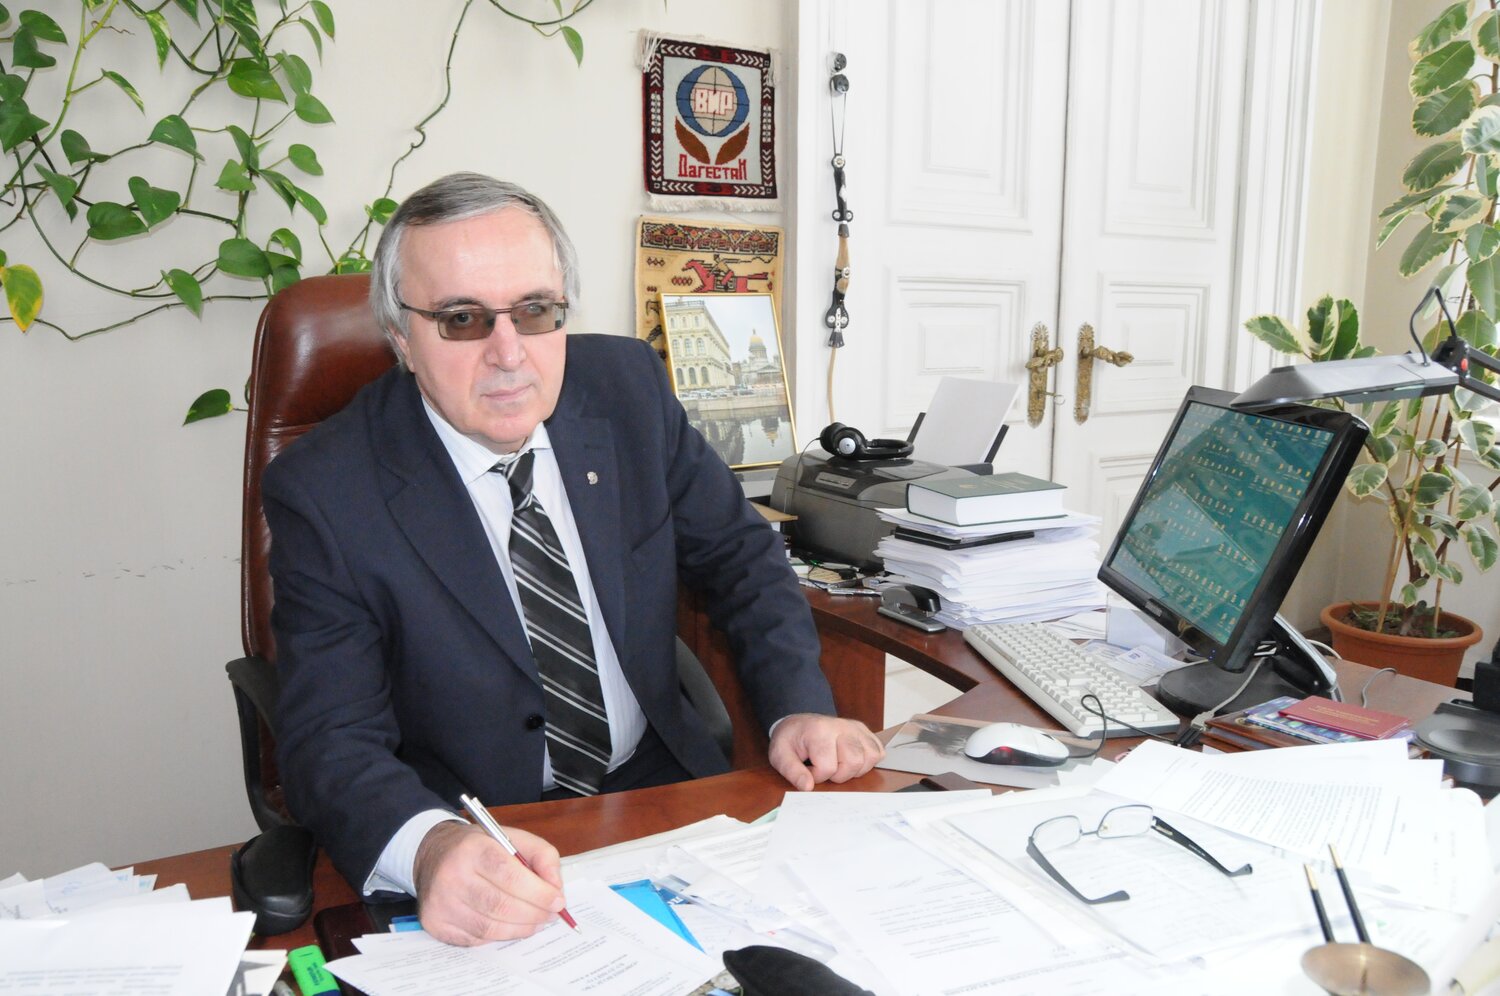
(0, 0, 593, 422)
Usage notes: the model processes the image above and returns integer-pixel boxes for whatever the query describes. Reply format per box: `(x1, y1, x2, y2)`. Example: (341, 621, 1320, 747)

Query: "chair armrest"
(226, 655, 293, 830)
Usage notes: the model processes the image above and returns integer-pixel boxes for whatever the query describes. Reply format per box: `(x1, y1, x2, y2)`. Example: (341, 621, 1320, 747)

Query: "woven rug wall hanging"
(640, 32, 779, 210)
(634, 216, 784, 358)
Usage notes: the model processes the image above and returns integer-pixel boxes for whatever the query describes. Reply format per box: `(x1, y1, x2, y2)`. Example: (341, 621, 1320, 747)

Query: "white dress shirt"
(363, 403, 647, 896)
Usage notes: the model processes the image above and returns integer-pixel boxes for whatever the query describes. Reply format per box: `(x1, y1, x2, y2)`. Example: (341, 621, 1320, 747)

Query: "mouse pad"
(878, 714, 1111, 789)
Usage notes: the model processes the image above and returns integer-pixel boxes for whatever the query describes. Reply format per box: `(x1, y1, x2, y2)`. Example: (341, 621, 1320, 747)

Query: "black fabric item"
(229, 824, 317, 935)
(723, 945, 875, 996)
(498, 450, 612, 795)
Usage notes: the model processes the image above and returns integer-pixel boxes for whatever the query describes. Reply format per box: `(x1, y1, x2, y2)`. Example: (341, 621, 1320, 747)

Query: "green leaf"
(143, 9, 171, 66)
(172, 0, 199, 21)
(1468, 223, 1500, 261)
(1381, 185, 1452, 218)
(1434, 560, 1464, 584)
(1464, 105, 1500, 154)
(561, 25, 583, 66)
(162, 268, 203, 316)
(278, 52, 313, 94)
(334, 252, 371, 274)
(0, 73, 23, 102)
(1, 263, 43, 330)
(1436, 191, 1491, 231)
(60, 130, 106, 164)
(287, 143, 322, 175)
(215, 159, 254, 192)
(127, 176, 180, 228)
(1366, 433, 1398, 464)
(1243, 314, 1303, 355)
(1306, 295, 1333, 352)
(1347, 462, 1388, 497)
(365, 197, 398, 224)
(1467, 526, 1499, 569)
(268, 227, 302, 262)
(148, 114, 201, 159)
(1479, 10, 1500, 62)
(1456, 309, 1498, 350)
(293, 92, 332, 123)
(269, 262, 300, 295)
(1482, 156, 1500, 199)
(1328, 299, 1360, 360)
(0, 4, 8, 23)
(225, 124, 258, 170)
(18, 9, 65, 41)
(1398, 582, 1422, 605)
(101, 70, 144, 112)
(10, 28, 56, 69)
(1457, 484, 1494, 520)
(85, 201, 147, 241)
(1414, 2, 1468, 55)
(1370, 402, 1400, 439)
(1414, 470, 1456, 506)
(291, 183, 327, 224)
(1414, 81, 1476, 137)
(296, 17, 324, 60)
(35, 164, 78, 217)
(258, 167, 297, 210)
(0, 100, 48, 152)
(184, 388, 233, 425)
(1471, 253, 1500, 320)
(1377, 211, 1413, 250)
(1415, 437, 1447, 459)
(1461, 418, 1496, 455)
(1399, 222, 1458, 277)
(1404, 141, 1466, 190)
(217, 237, 271, 278)
(310, 0, 334, 37)
(1411, 40, 1475, 97)
(1412, 537, 1440, 575)
(227, 60, 286, 102)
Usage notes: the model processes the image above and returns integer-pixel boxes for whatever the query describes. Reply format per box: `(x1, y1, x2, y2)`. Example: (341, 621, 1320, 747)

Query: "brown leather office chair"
(225, 273, 733, 833)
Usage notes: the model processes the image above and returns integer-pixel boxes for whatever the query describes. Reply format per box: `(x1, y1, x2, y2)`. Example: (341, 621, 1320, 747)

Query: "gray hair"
(369, 172, 581, 354)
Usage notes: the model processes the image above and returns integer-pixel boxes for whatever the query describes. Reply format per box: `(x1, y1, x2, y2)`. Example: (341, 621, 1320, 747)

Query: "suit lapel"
(548, 407, 628, 665)
(377, 374, 539, 684)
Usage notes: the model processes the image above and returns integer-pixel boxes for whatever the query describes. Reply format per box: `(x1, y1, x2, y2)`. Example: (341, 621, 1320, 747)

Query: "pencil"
(1328, 844, 1370, 944)
(459, 793, 581, 933)
(1304, 864, 1334, 943)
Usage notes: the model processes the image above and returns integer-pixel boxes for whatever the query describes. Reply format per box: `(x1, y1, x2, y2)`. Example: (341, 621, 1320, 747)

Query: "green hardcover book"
(905, 472, 1067, 526)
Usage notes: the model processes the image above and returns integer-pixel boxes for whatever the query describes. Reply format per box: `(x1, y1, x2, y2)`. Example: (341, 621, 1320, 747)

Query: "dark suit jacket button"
(525, 714, 545, 730)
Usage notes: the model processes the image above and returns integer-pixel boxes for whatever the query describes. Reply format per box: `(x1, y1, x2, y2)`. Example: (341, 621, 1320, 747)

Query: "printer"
(769, 451, 977, 569)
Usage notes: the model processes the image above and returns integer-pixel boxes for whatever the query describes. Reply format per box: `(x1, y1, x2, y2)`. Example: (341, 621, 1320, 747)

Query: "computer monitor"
(1098, 386, 1369, 717)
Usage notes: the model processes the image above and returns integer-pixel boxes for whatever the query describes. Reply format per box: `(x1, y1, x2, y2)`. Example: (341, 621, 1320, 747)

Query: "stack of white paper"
(875, 508, 1107, 627)
(0, 864, 272, 996)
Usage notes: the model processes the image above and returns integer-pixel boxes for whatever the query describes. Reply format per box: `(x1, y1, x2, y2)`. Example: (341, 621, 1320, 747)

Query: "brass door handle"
(1025, 322, 1062, 426)
(1074, 323, 1133, 424)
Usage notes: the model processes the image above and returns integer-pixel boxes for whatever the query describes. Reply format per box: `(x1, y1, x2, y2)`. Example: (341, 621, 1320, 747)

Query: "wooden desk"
(136, 596, 1468, 956)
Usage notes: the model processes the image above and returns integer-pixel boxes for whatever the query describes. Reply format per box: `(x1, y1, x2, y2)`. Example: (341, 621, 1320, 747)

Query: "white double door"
(793, 0, 1313, 540)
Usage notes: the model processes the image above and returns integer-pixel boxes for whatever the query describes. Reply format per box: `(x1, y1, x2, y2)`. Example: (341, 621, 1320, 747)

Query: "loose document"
(0, 863, 273, 996)
(319, 741, 1496, 995)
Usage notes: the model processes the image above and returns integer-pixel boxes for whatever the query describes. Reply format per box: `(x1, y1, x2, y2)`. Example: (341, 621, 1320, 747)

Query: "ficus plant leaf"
(1399, 222, 1458, 276)
(1414, 81, 1476, 137)
(1404, 141, 1467, 189)
(1411, 40, 1475, 96)
(1415, 2, 1469, 56)
(1242, 315, 1302, 355)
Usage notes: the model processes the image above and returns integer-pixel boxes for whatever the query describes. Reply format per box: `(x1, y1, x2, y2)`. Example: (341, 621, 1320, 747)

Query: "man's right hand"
(411, 820, 567, 945)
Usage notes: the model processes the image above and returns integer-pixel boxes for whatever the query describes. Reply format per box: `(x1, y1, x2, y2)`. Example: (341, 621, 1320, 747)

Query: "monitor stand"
(1154, 615, 1339, 718)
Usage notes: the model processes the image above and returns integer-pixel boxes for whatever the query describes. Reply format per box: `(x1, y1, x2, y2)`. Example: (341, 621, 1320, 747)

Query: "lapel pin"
(586, 471, 599, 485)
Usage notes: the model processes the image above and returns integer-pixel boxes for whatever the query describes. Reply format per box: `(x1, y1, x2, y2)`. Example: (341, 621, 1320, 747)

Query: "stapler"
(877, 584, 946, 633)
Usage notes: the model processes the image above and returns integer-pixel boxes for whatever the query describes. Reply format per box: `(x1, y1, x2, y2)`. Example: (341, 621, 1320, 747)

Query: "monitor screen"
(1099, 387, 1367, 673)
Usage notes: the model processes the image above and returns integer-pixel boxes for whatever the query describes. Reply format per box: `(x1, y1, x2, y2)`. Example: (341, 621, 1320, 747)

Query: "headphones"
(818, 422, 914, 461)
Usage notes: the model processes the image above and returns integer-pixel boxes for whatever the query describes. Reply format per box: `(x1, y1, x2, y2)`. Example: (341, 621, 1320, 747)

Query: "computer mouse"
(963, 722, 1070, 766)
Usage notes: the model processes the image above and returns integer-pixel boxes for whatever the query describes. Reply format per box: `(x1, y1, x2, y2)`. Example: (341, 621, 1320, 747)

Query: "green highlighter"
(288, 944, 340, 995)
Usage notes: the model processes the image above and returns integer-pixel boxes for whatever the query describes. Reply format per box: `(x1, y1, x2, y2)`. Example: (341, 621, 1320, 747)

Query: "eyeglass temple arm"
(1025, 839, 1130, 905)
(1151, 818, 1253, 877)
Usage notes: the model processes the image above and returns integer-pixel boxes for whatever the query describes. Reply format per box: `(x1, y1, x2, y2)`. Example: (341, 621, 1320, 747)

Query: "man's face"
(392, 208, 568, 454)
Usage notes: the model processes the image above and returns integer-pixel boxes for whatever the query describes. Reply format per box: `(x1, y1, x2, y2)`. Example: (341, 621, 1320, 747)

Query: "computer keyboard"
(963, 622, 1182, 739)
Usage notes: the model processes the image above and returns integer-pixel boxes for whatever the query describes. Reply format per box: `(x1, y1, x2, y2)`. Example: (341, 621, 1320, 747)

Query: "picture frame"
(659, 292, 796, 471)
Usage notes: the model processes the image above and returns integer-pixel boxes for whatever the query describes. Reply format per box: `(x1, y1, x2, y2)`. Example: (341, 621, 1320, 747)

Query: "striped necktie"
(497, 450, 612, 795)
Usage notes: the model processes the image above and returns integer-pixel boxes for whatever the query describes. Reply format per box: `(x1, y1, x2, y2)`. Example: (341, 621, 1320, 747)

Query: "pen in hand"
(459, 793, 581, 933)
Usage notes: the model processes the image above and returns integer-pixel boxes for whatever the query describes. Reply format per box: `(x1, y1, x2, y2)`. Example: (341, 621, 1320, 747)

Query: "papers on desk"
(875, 509, 1107, 627)
(0, 864, 272, 996)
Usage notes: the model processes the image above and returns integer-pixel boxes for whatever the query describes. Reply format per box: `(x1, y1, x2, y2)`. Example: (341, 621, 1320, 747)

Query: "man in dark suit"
(263, 173, 883, 946)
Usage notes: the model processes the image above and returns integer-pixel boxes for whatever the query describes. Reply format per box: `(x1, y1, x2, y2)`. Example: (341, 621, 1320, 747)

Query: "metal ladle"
(1301, 847, 1431, 996)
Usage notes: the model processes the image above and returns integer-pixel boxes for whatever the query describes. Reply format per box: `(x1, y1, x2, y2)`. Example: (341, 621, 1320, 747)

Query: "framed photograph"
(659, 292, 796, 470)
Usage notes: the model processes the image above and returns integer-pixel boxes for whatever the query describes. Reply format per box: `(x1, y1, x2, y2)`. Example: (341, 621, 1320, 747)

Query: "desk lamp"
(1232, 287, 1500, 786)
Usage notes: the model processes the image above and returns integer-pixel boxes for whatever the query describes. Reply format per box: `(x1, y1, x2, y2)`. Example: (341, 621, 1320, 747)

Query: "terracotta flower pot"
(1319, 601, 1484, 687)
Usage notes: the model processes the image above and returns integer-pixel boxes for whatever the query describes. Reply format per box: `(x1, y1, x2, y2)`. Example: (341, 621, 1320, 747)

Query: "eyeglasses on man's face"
(1026, 804, 1253, 905)
(397, 298, 568, 340)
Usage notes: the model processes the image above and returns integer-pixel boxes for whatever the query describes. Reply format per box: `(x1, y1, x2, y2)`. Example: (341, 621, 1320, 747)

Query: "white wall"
(1, 0, 790, 876)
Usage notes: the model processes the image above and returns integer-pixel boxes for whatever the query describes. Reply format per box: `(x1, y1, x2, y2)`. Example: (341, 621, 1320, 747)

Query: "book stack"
(1202, 695, 1415, 753)
(874, 473, 1106, 628)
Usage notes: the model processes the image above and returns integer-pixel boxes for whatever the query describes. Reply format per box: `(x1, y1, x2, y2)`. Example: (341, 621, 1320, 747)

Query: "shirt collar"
(419, 397, 552, 486)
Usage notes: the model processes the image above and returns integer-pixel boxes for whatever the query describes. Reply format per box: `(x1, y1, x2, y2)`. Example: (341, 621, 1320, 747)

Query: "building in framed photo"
(660, 292, 796, 470)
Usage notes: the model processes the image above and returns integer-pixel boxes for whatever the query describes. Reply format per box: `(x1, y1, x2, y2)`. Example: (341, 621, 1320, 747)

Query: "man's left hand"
(768, 714, 885, 791)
